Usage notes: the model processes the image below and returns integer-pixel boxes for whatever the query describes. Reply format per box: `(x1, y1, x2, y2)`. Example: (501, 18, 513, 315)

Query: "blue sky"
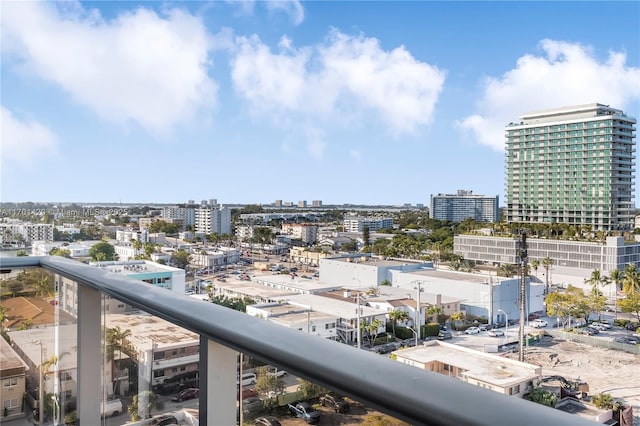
(2, 1, 639, 206)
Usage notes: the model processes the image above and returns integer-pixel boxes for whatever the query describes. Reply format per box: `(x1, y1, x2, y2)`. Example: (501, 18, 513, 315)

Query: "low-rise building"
(393, 341, 542, 398)
(1, 338, 29, 417)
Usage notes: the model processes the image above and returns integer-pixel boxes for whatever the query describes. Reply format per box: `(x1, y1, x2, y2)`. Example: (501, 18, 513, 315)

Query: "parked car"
(255, 417, 282, 426)
(479, 324, 494, 331)
(624, 322, 640, 331)
(100, 399, 123, 417)
(531, 319, 548, 328)
(266, 367, 287, 378)
(437, 330, 453, 340)
(577, 327, 597, 336)
(237, 373, 257, 386)
(488, 329, 505, 337)
(465, 327, 480, 335)
(585, 325, 601, 334)
(590, 321, 611, 329)
(288, 401, 320, 424)
(613, 336, 639, 345)
(588, 322, 607, 331)
(319, 394, 350, 413)
(147, 415, 179, 426)
(243, 397, 264, 416)
(242, 388, 258, 400)
(171, 387, 199, 402)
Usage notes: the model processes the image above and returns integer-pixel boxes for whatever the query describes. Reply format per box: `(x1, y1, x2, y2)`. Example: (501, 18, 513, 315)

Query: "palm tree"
(530, 259, 540, 278)
(542, 257, 553, 294)
(497, 263, 517, 277)
(609, 269, 622, 291)
(388, 310, 409, 337)
(33, 275, 55, 298)
(584, 269, 610, 292)
(107, 326, 132, 395)
(427, 305, 443, 323)
(622, 264, 640, 295)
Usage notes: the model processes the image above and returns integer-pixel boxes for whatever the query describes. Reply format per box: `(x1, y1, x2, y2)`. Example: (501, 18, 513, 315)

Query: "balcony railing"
(0, 256, 594, 425)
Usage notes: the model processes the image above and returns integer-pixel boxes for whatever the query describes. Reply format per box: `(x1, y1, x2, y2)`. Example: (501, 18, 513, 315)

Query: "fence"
(545, 329, 640, 355)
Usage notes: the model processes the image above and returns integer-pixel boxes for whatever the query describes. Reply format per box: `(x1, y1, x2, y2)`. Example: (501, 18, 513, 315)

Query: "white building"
(0, 222, 54, 245)
(430, 190, 499, 223)
(31, 241, 97, 257)
(342, 215, 393, 232)
(281, 223, 319, 244)
(190, 247, 240, 269)
(393, 341, 542, 398)
(247, 302, 338, 339)
(391, 269, 544, 324)
(195, 199, 231, 235)
(57, 260, 185, 318)
(116, 229, 149, 244)
(162, 202, 197, 227)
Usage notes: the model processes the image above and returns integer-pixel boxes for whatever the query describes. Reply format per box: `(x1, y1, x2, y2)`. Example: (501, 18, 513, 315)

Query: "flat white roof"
(91, 260, 182, 275)
(282, 293, 385, 319)
(9, 325, 78, 371)
(210, 280, 299, 299)
(106, 313, 198, 351)
(393, 341, 541, 387)
(251, 274, 341, 293)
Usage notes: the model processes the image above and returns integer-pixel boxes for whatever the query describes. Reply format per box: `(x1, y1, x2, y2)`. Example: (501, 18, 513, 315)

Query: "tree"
(622, 264, 640, 295)
(545, 286, 590, 327)
(33, 275, 55, 298)
(107, 326, 132, 395)
(610, 269, 623, 292)
(542, 257, 554, 294)
(363, 226, 371, 249)
(619, 293, 640, 321)
(361, 318, 382, 346)
(530, 259, 540, 278)
(388, 310, 409, 337)
(585, 269, 610, 293)
(88, 241, 116, 261)
(427, 305, 443, 323)
(297, 378, 327, 400)
(255, 366, 284, 402)
(128, 390, 162, 421)
(587, 288, 608, 321)
(526, 387, 557, 408)
(16, 250, 29, 257)
(170, 249, 191, 270)
(496, 263, 517, 277)
(49, 247, 71, 258)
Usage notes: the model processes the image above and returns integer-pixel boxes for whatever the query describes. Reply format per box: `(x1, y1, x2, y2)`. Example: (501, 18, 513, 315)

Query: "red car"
(242, 388, 258, 400)
(171, 388, 199, 402)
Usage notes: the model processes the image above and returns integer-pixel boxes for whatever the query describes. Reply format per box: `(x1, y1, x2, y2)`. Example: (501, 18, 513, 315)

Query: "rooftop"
(90, 259, 182, 275)
(106, 313, 198, 350)
(0, 337, 29, 374)
(393, 341, 542, 388)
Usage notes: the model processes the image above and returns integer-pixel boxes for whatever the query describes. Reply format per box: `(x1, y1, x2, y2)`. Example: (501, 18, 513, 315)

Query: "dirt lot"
(268, 337, 640, 426)
(503, 337, 640, 424)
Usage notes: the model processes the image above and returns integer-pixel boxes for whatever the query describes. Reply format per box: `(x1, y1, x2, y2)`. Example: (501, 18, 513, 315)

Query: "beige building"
(289, 247, 328, 267)
(1, 338, 29, 417)
(393, 341, 542, 398)
(282, 223, 319, 245)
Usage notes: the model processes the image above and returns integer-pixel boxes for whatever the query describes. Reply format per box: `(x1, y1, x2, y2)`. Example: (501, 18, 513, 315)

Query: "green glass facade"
(505, 103, 636, 231)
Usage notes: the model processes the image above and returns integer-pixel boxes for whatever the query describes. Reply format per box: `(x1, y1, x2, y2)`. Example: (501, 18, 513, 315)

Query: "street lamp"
(498, 309, 508, 338)
(51, 395, 60, 426)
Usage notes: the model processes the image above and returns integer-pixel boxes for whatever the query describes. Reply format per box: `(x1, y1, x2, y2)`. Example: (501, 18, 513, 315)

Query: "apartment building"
(430, 190, 499, 223)
(0, 222, 54, 244)
(195, 199, 231, 235)
(282, 223, 319, 244)
(0, 338, 29, 417)
(342, 215, 393, 232)
(115, 229, 149, 243)
(505, 103, 636, 231)
(162, 201, 197, 227)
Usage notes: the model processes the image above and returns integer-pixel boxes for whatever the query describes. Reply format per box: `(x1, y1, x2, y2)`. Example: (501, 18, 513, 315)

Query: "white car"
(465, 327, 480, 335)
(590, 321, 612, 329)
(488, 329, 505, 337)
(531, 319, 548, 328)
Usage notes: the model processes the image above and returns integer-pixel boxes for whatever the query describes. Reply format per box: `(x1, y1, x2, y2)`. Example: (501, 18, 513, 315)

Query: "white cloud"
(459, 39, 640, 151)
(1, 1, 217, 135)
(230, 29, 445, 136)
(0, 106, 58, 164)
(265, 1, 304, 26)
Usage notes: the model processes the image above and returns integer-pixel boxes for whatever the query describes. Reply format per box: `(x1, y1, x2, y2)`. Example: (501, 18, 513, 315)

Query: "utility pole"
(518, 231, 527, 363)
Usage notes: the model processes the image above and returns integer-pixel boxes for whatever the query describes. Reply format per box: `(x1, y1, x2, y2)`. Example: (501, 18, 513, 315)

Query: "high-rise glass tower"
(505, 103, 636, 231)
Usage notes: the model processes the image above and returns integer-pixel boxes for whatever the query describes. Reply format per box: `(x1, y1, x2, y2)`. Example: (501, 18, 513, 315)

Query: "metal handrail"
(0, 256, 594, 425)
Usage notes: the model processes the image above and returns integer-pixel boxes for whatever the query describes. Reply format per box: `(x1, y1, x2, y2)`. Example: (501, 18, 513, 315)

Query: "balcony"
(0, 256, 590, 425)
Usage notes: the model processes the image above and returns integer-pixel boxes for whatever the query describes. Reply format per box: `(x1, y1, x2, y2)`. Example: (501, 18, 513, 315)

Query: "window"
(3, 377, 18, 387)
(3, 399, 18, 409)
(61, 372, 73, 381)
(312, 326, 316, 332)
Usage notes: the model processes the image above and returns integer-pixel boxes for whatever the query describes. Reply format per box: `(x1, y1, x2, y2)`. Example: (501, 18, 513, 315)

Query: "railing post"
(200, 337, 237, 425)
(77, 285, 101, 425)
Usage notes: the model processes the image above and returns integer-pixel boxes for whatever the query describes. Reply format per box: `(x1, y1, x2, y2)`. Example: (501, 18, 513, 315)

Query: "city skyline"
(1, 1, 639, 206)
